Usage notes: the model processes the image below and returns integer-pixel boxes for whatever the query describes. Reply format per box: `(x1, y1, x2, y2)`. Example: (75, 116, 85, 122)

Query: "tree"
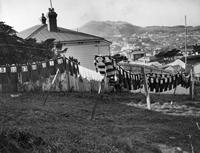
(155, 48, 180, 58)
(112, 54, 128, 63)
(193, 44, 200, 53)
(0, 22, 55, 65)
(0, 21, 16, 35)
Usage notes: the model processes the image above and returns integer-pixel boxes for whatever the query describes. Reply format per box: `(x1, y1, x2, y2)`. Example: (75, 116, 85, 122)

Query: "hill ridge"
(79, 20, 200, 38)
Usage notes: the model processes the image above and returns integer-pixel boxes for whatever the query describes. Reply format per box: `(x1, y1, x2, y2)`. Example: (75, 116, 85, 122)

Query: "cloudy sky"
(1, 0, 200, 31)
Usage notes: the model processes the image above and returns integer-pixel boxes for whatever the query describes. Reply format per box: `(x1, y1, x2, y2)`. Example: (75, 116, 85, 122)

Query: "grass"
(0, 92, 199, 153)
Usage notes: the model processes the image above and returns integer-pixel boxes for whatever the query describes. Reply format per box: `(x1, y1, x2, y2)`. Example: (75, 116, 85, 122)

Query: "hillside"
(79, 21, 200, 53)
(79, 20, 142, 38)
(80, 21, 200, 38)
(1, 92, 200, 153)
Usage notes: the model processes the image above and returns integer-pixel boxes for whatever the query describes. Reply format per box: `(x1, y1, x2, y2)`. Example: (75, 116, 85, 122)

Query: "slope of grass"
(0, 92, 199, 153)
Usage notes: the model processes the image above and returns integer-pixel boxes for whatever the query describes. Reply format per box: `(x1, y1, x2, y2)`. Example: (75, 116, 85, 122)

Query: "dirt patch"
(155, 143, 188, 153)
(126, 101, 200, 117)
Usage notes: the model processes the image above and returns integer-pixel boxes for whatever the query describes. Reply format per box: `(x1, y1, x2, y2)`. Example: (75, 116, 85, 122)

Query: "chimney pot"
(47, 8, 57, 32)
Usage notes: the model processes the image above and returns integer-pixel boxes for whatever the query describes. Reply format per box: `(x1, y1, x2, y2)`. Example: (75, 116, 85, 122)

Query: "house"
(17, 8, 111, 70)
(117, 49, 146, 62)
(184, 55, 200, 80)
(126, 49, 145, 61)
(193, 63, 200, 80)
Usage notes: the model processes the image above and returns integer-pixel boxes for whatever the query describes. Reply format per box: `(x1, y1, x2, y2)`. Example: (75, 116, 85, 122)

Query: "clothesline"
(0, 56, 80, 84)
(147, 72, 190, 92)
(94, 55, 143, 90)
(94, 55, 191, 93)
(0, 56, 79, 67)
(119, 62, 173, 74)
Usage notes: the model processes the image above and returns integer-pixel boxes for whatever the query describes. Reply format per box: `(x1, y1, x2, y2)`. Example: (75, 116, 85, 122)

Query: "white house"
(17, 8, 111, 70)
(193, 63, 200, 80)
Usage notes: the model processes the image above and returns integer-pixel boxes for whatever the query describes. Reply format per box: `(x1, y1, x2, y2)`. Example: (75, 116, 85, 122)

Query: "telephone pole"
(184, 15, 187, 68)
(50, 0, 53, 9)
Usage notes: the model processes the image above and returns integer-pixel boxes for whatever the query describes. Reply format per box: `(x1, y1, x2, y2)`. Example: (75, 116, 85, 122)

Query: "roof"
(17, 24, 111, 44)
(167, 59, 185, 69)
(155, 49, 180, 58)
(130, 51, 145, 55)
(118, 49, 145, 55)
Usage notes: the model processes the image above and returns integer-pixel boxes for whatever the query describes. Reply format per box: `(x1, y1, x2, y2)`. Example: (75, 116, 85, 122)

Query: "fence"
(19, 70, 103, 93)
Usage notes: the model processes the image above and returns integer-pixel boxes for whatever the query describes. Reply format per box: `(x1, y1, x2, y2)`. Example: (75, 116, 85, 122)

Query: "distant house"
(129, 50, 145, 61)
(121, 49, 145, 61)
(194, 63, 200, 80)
(184, 55, 200, 80)
(17, 8, 111, 70)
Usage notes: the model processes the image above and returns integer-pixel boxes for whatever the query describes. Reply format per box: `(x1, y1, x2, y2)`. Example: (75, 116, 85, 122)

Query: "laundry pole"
(141, 67, 151, 110)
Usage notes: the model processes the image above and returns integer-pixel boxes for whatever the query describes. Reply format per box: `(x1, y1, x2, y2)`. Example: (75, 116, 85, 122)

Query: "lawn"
(0, 92, 200, 153)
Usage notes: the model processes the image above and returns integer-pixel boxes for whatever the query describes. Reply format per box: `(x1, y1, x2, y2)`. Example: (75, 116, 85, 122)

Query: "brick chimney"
(47, 8, 57, 32)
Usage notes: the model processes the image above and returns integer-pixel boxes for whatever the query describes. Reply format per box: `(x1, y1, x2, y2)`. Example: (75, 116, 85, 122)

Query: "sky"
(1, 0, 200, 32)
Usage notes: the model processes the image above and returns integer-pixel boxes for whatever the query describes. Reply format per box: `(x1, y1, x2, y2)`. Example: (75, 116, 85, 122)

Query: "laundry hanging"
(48, 59, 57, 75)
(146, 72, 191, 93)
(40, 61, 50, 78)
(20, 64, 31, 82)
(57, 57, 65, 73)
(30, 63, 39, 82)
(94, 55, 106, 75)
(68, 56, 80, 77)
(8, 65, 18, 84)
(94, 55, 118, 85)
(0, 56, 81, 86)
(94, 55, 143, 90)
(0, 66, 8, 84)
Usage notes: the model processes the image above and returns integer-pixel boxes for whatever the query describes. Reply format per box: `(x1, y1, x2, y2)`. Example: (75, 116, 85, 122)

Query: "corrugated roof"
(17, 24, 111, 44)
(17, 25, 44, 39)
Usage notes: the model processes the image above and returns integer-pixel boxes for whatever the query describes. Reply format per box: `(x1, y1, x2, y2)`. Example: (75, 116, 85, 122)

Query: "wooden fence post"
(190, 66, 194, 100)
(43, 69, 60, 106)
(67, 71, 71, 91)
(141, 67, 151, 110)
(90, 81, 102, 120)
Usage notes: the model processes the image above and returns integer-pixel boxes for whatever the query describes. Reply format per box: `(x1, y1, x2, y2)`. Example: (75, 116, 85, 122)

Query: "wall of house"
(194, 63, 200, 78)
(63, 43, 110, 70)
(133, 54, 145, 61)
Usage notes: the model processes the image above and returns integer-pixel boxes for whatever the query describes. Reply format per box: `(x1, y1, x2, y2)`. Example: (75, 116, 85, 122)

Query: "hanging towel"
(21, 64, 30, 82)
(30, 63, 39, 82)
(57, 57, 65, 73)
(9, 65, 18, 84)
(48, 59, 57, 75)
(65, 58, 70, 73)
(0, 66, 8, 84)
(94, 56, 106, 75)
(41, 61, 50, 78)
(68, 60, 74, 76)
